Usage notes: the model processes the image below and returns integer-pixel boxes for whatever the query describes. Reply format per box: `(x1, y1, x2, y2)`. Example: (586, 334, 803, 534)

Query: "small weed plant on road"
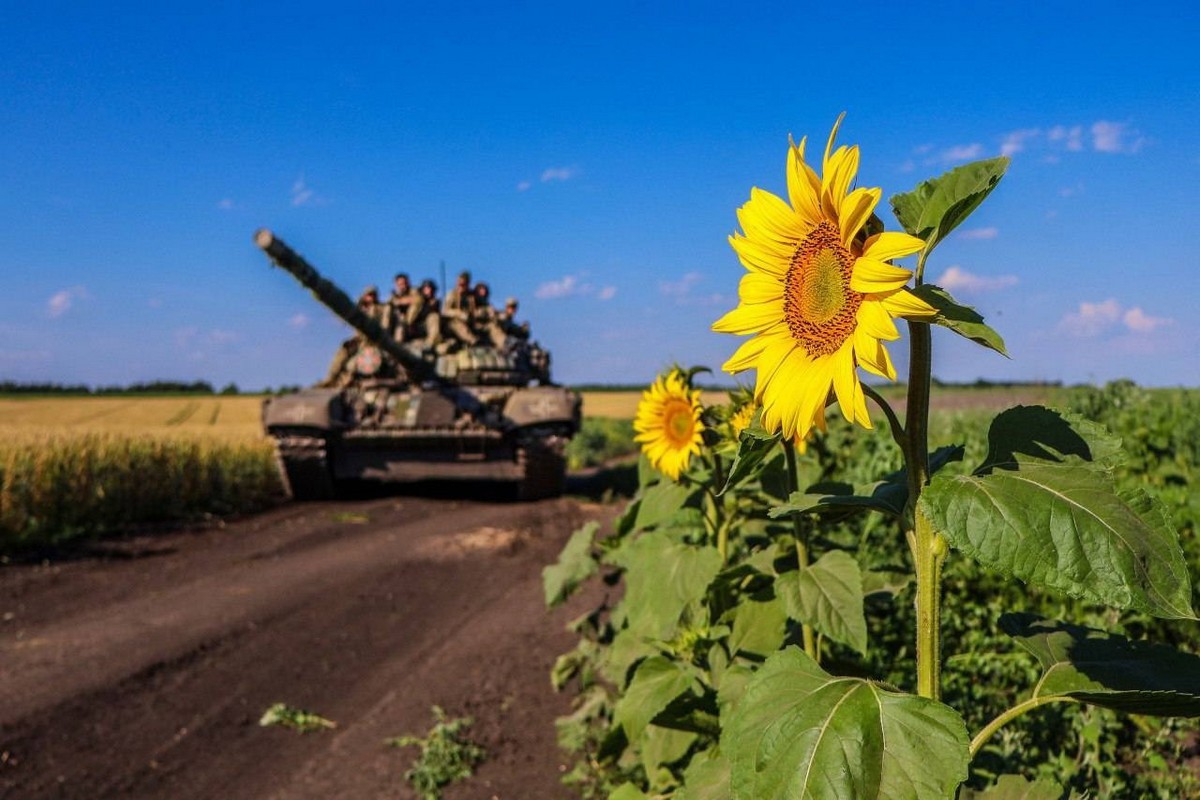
(258, 703, 336, 733)
(546, 117, 1200, 798)
(386, 705, 486, 800)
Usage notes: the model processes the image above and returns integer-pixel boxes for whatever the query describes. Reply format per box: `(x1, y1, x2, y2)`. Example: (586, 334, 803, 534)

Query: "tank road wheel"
(273, 435, 336, 501)
(515, 435, 567, 501)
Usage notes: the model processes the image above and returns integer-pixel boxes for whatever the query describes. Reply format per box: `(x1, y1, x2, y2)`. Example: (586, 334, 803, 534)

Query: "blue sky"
(2, 1, 1197, 389)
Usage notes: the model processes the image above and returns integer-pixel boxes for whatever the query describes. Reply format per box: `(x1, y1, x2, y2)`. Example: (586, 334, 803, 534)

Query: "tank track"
(516, 434, 568, 501)
(273, 434, 336, 501)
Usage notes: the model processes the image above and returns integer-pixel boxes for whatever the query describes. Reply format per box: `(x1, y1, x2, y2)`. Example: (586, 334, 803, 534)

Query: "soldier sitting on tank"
(411, 279, 443, 350)
(442, 270, 478, 347)
(471, 282, 511, 350)
(319, 285, 390, 387)
(387, 272, 424, 344)
(500, 297, 531, 342)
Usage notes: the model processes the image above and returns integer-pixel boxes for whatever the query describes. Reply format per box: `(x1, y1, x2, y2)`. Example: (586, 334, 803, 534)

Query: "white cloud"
(1091, 121, 1145, 154)
(535, 275, 581, 299)
(540, 166, 579, 183)
(289, 313, 310, 329)
(533, 272, 612, 301)
(957, 227, 999, 241)
(516, 180, 532, 192)
(659, 271, 703, 299)
(1047, 125, 1084, 152)
(47, 286, 87, 318)
(291, 175, 317, 207)
(936, 266, 1018, 293)
(1122, 306, 1173, 333)
(216, 198, 235, 210)
(938, 143, 983, 163)
(1000, 128, 1040, 156)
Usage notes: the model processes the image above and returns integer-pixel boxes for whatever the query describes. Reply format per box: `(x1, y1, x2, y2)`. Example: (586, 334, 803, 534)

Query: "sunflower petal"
(879, 289, 937, 319)
(831, 344, 871, 428)
(738, 271, 784, 304)
(856, 299, 900, 341)
(862, 231, 925, 261)
(739, 187, 804, 246)
(712, 299, 784, 335)
(787, 136, 823, 223)
(822, 112, 847, 173)
(855, 328, 897, 380)
(851, 257, 914, 293)
(838, 187, 881, 246)
(822, 145, 860, 219)
(729, 234, 788, 278)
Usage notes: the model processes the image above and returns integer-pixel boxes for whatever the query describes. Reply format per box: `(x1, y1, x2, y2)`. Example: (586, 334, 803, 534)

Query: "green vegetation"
(258, 703, 337, 733)
(566, 417, 638, 470)
(547, 381, 1200, 798)
(385, 706, 486, 800)
(0, 433, 281, 552)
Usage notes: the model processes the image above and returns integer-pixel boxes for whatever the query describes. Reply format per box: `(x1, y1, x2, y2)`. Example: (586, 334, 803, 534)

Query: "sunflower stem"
(784, 439, 818, 662)
(905, 319, 944, 701)
(861, 383, 907, 454)
(969, 695, 1079, 759)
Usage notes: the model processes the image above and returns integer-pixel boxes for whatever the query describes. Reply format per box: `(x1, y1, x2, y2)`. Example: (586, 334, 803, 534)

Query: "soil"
(0, 486, 616, 799)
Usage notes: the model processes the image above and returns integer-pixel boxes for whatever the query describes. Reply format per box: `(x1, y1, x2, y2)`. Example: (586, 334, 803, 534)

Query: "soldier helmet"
(393, 272, 410, 284)
(419, 279, 437, 293)
(360, 285, 379, 300)
(457, 270, 471, 283)
(505, 297, 518, 307)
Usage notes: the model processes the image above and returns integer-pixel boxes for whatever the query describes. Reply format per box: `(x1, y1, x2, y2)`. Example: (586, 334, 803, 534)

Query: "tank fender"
(502, 386, 581, 432)
(263, 388, 345, 431)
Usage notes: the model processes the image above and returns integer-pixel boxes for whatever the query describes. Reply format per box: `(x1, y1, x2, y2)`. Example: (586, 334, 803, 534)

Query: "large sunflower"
(712, 117, 935, 441)
(634, 371, 705, 480)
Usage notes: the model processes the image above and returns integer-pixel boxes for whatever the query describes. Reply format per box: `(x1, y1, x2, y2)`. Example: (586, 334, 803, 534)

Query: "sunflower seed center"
(784, 221, 863, 357)
(663, 400, 696, 446)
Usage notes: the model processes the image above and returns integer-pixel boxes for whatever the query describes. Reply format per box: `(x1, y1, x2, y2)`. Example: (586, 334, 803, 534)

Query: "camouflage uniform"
(499, 298, 530, 342)
(472, 283, 508, 349)
(412, 280, 443, 349)
(388, 275, 425, 344)
(321, 287, 391, 387)
(442, 272, 477, 346)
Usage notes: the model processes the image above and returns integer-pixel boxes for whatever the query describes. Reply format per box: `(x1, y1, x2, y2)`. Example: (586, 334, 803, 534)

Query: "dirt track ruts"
(0, 492, 612, 799)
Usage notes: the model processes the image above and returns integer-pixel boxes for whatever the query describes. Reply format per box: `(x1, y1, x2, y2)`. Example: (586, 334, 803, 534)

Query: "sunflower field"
(544, 119, 1200, 799)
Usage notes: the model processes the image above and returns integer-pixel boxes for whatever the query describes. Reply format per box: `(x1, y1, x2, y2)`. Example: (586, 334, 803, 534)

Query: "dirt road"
(0, 491, 612, 799)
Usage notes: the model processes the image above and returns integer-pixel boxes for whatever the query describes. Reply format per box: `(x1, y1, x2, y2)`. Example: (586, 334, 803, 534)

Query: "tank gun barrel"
(254, 229, 437, 383)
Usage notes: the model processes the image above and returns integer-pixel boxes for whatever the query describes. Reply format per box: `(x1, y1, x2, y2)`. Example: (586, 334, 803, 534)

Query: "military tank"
(255, 229, 581, 501)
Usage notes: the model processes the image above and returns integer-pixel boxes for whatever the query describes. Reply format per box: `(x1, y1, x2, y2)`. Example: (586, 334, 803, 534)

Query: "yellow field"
(579, 391, 732, 419)
(0, 391, 732, 437)
(0, 396, 265, 442)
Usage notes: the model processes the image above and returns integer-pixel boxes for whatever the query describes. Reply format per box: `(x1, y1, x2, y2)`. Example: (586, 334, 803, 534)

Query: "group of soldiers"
(322, 270, 531, 387)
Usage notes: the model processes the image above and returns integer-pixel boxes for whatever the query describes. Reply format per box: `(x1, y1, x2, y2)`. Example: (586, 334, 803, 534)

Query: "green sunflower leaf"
(999, 613, 1200, 716)
(921, 461, 1195, 619)
(776, 550, 868, 655)
(608, 783, 650, 800)
(726, 595, 788, 659)
(542, 521, 599, 608)
(890, 157, 1009, 254)
(635, 479, 697, 530)
(909, 284, 1008, 357)
(611, 532, 724, 638)
(977, 405, 1124, 473)
(961, 774, 1064, 800)
(724, 647, 970, 800)
(719, 427, 780, 495)
(677, 749, 732, 800)
(613, 656, 701, 743)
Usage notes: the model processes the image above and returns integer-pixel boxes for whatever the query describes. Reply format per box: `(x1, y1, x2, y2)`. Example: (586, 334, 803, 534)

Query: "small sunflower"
(634, 371, 705, 480)
(729, 403, 756, 439)
(713, 116, 935, 441)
